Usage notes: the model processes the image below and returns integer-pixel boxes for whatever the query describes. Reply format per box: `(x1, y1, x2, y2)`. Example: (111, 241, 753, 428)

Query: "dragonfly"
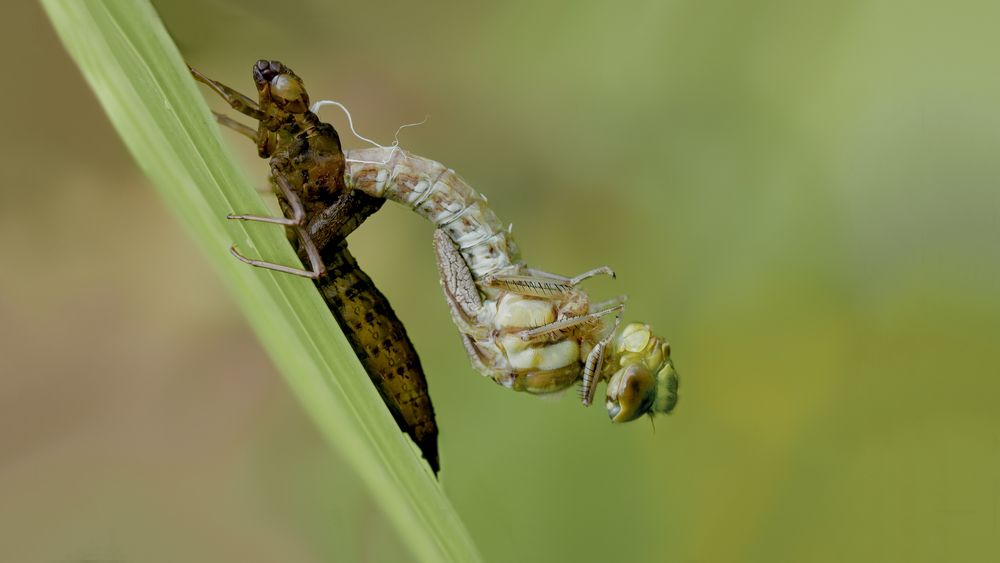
(196, 60, 679, 426)
(343, 148, 679, 422)
(190, 60, 440, 473)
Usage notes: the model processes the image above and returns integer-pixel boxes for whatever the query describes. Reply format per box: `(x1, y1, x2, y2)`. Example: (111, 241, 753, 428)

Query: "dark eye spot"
(254, 60, 285, 83)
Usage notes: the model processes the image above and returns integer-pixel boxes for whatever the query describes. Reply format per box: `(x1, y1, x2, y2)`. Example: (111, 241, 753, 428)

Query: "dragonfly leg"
(227, 167, 326, 279)
(516, 298, 626, 342)
(227, 213, 297, 226)
(580, 300, 627, 406)
(588, 294, 629, 315)
(189, 65, 265, 120)
(482, 266, 615, 299)
(524, 266, 616, 285)
(433, 230, 491, 339)
(269, 165, 307, 225)
(229, 245, 320, 279)
(568, 266, 616, 285)
(212, 111, 256, 141)
(273, 167, 324, 277)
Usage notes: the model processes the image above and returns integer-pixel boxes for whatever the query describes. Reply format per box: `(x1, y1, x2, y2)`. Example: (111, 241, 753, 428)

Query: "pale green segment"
(40, 2, 481, 562)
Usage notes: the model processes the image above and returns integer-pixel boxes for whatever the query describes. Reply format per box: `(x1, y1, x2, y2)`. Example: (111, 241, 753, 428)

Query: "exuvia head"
(253, 59, 309, 113)
(605, 322, 679, 423)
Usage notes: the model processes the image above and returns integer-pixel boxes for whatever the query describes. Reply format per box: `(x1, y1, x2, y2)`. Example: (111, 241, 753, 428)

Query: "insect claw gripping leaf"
(192, 61, 440, 474)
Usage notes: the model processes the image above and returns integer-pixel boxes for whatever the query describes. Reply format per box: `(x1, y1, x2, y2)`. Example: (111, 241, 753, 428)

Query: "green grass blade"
(41, 2, 481, 561)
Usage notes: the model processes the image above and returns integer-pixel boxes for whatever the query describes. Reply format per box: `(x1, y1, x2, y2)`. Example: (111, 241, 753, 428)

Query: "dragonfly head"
(253, 59, 310, 114)
(605, 323, 679, 423)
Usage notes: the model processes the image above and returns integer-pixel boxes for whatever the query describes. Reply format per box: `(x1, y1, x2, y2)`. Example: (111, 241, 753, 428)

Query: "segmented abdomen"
(345, 148, 521, 280)
(317, 242, 439, 474)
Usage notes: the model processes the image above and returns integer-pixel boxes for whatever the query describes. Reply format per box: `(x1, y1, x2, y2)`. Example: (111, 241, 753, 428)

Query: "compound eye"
(269, 74, 309, 112)
(272, 75, 301, 100)
(605, 364, 656, 423)
(254, 59, 286, 83)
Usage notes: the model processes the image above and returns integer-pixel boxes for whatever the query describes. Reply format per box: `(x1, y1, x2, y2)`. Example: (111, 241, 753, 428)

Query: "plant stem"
(41, 1, 481, 561)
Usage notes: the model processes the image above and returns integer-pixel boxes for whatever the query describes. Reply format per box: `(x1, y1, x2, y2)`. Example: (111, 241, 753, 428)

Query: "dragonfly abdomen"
(346, 148, 522, 281)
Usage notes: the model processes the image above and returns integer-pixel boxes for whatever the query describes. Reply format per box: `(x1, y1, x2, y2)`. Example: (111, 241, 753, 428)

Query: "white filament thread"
(310, 99, 428, 165)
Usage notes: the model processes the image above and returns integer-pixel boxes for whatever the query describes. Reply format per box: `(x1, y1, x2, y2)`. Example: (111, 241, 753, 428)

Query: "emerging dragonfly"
(344, 149, 679, 422)
(191, 61, 440, 473)
(198, 59, 678, 426)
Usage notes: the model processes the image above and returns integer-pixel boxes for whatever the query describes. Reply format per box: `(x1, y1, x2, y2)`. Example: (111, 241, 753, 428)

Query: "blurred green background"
(4, 1, 999, 561)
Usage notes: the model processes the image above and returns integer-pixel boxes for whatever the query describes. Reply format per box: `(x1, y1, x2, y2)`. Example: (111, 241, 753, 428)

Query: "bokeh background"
(4, 1, 999, 561)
